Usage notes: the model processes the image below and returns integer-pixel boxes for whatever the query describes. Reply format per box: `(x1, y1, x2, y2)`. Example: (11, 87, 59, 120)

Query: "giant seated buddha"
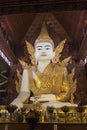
(11, 23, 77, 109)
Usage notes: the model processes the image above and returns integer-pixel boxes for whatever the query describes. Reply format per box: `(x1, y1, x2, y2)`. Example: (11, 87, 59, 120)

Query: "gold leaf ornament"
(69, 68, 77, 103)
(52, 39, 67, 63)
(19, 59, 30, 69)
(61, 56, 71, 66)
(15, 69, 22, 93)
(25, 40, 36, 65)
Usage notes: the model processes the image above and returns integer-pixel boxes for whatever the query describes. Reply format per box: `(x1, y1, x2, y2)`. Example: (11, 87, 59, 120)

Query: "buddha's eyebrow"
(45, 45, 51, 47)
(36, 45, 42, 48)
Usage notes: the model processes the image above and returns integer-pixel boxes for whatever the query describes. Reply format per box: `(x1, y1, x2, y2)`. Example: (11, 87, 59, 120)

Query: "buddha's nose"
(41, 52, 46, 56)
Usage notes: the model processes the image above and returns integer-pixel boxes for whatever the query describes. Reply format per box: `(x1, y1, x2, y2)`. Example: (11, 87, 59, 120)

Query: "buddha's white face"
(34, 42, 55, 62)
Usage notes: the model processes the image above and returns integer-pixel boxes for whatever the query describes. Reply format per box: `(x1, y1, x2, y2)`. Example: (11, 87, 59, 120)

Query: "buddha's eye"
(45, 47, 50, 50)
(38, 48, 42, 50)
(45, 45, 51, 50)
(36, 47, 42, 50)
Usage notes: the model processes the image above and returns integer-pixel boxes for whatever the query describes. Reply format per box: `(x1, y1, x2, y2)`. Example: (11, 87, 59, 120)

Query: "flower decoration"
(76, 105, 85, 113)
(47, 106, 54, 114)
(5, 105, 17, 113)
(61, 106, 69, 113)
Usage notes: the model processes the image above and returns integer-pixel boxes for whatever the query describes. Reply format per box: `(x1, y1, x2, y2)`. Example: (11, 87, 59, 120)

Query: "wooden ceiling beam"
(0, 16, 17, 45)
(72, 11, 87, 50)
(0, 29, 17, 65)
(0, 41, 17, 65)
(23, 14, 45, 44)
(23, 13, 71, 47)
(0, 0, 87, 15)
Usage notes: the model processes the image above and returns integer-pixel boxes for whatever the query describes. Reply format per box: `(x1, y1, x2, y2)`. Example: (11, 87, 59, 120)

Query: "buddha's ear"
(53, 51, 55, 58)
(25, 40, 36, 65)
(52, 39, 67, 63)
(51, 51, 55, 63)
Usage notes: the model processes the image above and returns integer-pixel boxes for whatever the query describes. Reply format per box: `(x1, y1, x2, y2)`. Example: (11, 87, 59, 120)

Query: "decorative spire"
(34, 22, 54, 48)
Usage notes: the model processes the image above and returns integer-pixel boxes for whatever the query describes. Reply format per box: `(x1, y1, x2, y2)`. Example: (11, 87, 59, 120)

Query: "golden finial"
(34, 22, 54, 48)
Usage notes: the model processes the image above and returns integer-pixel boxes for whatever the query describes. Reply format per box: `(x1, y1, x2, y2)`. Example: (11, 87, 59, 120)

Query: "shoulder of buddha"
(28, 62, 67, 74)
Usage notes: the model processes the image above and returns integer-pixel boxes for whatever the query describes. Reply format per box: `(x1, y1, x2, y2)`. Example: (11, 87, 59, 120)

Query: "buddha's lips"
(40, 54, 47, 56)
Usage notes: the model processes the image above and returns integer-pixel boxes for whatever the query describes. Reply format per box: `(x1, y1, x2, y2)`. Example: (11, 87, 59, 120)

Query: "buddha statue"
(11, 23, 77, 108)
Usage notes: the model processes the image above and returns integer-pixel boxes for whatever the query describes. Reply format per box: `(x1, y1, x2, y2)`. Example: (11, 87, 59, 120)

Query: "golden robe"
(28, 63, 73, 102)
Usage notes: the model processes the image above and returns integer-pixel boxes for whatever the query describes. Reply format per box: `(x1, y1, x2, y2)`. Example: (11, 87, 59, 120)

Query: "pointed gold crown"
(34, 23, 54, 48)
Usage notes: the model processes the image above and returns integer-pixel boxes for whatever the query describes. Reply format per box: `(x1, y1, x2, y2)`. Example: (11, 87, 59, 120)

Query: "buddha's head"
(34, 23, 55, 62)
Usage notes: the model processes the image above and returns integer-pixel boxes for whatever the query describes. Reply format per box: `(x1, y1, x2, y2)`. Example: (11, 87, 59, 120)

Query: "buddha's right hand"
(30, 94, 56, 102)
